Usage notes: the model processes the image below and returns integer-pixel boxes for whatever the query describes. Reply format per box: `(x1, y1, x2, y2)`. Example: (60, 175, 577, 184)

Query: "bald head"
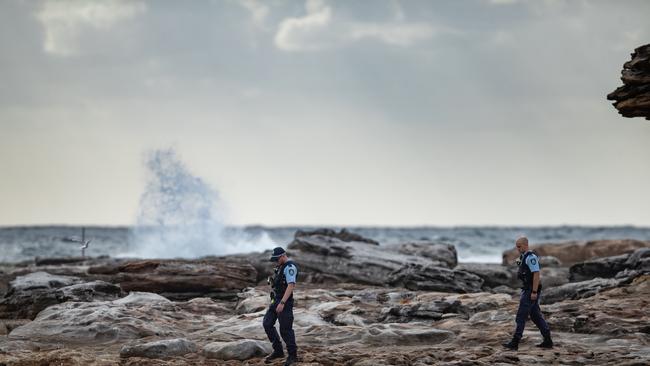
(515, 236, 529, 254)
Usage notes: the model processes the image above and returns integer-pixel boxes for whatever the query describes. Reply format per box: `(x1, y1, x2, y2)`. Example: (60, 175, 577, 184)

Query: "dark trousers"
(263, 298, 297, 357)
(514, 289, 550, 339)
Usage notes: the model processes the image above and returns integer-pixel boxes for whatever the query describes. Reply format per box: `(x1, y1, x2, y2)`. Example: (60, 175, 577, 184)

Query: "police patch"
(289, 268, 295, 276)
(531, 258, 537, 265)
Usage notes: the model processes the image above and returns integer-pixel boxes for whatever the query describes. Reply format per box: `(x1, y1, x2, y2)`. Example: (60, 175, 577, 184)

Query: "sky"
(1, 0, 649, 227)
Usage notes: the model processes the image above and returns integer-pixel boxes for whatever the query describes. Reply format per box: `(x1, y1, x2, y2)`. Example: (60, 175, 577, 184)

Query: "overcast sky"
(1, 0, 649, 227)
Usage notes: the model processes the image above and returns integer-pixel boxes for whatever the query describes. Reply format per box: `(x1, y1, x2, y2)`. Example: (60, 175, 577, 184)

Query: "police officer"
(503, 236, 553, 351)
(263, 247, 298, 365)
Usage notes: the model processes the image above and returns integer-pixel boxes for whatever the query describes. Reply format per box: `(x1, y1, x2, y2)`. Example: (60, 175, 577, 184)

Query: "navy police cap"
(269, 247, 286, 262)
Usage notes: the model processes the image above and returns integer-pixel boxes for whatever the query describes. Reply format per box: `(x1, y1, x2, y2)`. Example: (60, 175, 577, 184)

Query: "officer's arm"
(280, 283, 295, 304)
(527, 255, 541, 293)
(532, 272, 540, 293)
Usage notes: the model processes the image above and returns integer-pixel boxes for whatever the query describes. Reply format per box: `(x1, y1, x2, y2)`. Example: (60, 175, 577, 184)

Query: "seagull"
(80, 239, 91, 257)
(64, 237, 92, 257)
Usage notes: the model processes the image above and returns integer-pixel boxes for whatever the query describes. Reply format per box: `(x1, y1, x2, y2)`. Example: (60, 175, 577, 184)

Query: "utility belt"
(521, 283, 543, 291)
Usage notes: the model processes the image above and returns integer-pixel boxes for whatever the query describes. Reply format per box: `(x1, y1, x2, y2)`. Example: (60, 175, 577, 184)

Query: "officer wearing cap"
(503, 236, 553, 351)
(263, 247, 298, 365)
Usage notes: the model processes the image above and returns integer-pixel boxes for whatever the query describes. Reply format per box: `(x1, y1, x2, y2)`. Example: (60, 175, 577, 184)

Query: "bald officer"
(503, 236, 553, 351)
(263, 247, 298, 365)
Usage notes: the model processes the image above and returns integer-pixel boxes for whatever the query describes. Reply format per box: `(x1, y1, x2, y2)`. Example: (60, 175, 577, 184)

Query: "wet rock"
(203, 339, 272, 360)
(295, 228, 379, 245)
(570, 254, 630, 282)
(287, 231, 446, 286)
(624, 247, 650, 272)
(502, 239, 650, 266)
(607, 43, 650, 120)
(541, 277, 633, 304)
(34, 256, 88, 266)
(539, 256, 562, 267)
(119, 338, 197, 359)
(389, 241, 458, 268)
(454, 263, 516, 289)
(490, 285, 519, 295)
(387, 264, 483, 293)
(89, 258, 257, 301)
(570, 248, 650, 282)
(0, 272, 122, 319)
(540, 267, 570, 289)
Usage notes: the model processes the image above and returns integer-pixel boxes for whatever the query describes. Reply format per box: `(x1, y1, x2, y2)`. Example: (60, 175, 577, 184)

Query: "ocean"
(2, 225, 650, 264)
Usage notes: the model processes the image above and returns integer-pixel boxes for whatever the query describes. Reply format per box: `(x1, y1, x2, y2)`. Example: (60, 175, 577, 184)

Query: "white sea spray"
(126, 148, 273, 258)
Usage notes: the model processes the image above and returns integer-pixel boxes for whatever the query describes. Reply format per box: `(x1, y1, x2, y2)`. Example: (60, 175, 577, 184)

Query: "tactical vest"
(517, 251, 542, 291)
(272, 260, 297, 302)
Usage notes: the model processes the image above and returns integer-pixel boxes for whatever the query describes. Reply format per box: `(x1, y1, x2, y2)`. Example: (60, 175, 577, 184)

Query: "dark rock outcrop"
(608, 44, 650, 120)
(0, 272, 122, 319)
(388, 264, 483, 293)
(294, 228, 379, 245)
(569, 254, 630, 282)
(389, 241, 458, 268)
(286, 230, 469, 289)
(454, 263, 516, 289)
(88, 258, 257, 301)
(540, 276, 634, 304)
(569, 247, 650, 282)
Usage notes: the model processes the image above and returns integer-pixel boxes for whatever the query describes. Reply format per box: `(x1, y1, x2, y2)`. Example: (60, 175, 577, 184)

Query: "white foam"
(126, 148, 275, 258)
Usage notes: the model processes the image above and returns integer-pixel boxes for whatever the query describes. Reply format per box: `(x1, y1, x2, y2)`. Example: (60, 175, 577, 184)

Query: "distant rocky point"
(608, 43, 650, 120)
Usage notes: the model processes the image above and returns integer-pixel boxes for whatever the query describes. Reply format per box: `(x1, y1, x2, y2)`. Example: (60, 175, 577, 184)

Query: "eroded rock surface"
(608, 43, 650, 120)
(1, 274, 648, 365)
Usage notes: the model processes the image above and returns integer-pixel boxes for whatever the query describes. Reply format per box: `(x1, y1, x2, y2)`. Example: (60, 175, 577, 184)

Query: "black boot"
(502, 337, 519, 351)
(537, 332, 553, 348)
(283, 354, 297, 366)
(265, 350, 284, 363)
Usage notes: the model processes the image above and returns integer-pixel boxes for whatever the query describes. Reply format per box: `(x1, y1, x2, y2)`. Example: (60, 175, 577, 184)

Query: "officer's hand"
(275, 303, 284, 313)
(530, 292, 538, 301)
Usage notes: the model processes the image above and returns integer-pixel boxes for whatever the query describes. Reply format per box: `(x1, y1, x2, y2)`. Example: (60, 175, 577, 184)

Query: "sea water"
(1, 225, 650, 264)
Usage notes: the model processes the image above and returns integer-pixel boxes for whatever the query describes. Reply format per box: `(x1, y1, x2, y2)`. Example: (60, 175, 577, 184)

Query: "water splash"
(126, 148, 273, 258)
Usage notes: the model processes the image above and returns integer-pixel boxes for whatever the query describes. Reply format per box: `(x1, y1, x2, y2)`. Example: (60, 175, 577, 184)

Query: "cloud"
(238, 0, 270, 28)
(488, 0, 520, 5)
(36, 0, 146, 56)
(348, 23, 434, 46)
(274, 0, 332, 51)
(274, 0, 436, 52)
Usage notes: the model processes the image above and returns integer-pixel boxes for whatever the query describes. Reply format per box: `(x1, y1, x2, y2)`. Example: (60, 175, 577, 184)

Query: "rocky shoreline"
(1, 229, 649, 365)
